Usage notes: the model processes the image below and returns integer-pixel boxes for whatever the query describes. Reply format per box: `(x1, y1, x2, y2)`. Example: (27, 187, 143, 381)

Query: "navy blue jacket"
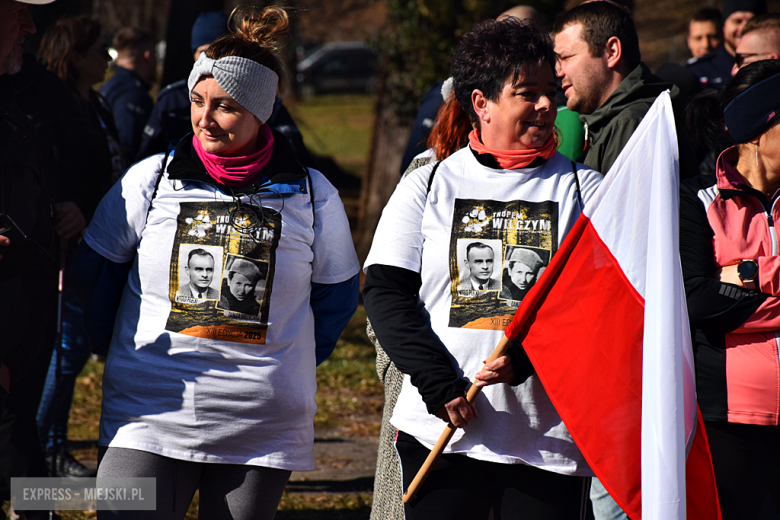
(399, 81, 444, 175)
(99, 66, 153, 161)
(685, 46, 734, 89)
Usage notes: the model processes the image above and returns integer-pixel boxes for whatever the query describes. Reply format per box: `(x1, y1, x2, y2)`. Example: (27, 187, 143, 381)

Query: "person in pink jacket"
(681, 59, 780, 520)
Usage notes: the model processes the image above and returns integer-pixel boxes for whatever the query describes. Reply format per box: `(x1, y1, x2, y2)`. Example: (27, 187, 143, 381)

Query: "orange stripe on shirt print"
(177, 324, 267, 344)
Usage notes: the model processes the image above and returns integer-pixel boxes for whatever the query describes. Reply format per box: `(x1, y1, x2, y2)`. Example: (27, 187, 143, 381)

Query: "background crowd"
(2, 0, 780, 518)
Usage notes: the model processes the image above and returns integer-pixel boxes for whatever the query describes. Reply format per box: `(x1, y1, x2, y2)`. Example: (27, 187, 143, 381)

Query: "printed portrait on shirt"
(215, 255, 268, 318)
(456, 239, 502, 295)
(175, 244, 223, 303)
(448, 198, 557, 330)
(498, 245, 549, 304)
(165, 201, 281, 344)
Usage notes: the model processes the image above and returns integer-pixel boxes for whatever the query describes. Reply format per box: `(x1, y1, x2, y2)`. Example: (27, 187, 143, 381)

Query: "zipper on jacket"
(720, 185, 780, 255)
(772, 201, 780, 420)
(775, 334, 780, 417)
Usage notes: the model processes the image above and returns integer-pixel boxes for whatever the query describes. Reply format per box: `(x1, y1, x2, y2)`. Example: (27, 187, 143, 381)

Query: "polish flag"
(504, 92, 721, 520)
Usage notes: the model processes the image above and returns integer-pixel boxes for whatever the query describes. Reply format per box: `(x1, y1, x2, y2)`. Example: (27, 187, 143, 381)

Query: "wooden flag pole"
(402, 334, 513, 503)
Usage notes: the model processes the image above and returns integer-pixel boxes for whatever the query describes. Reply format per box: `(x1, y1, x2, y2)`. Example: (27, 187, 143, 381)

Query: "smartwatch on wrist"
(737, 260, 759, 290)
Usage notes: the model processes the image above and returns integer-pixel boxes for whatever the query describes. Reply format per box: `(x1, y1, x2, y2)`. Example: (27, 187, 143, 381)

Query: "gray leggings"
(96, 447, 291, 520)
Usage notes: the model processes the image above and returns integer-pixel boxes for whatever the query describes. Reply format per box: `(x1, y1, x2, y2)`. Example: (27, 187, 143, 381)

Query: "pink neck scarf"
(468, 129, 556, 170)
(192, 124, 274, 187)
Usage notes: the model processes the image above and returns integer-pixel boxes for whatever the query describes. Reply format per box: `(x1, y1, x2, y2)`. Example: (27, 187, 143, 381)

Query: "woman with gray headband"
(71, 6, 360, 519)
(681, 60, 780, 520)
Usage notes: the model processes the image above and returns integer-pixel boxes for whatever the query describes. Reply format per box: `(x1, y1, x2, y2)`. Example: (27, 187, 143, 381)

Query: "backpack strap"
(151, 150, 169, 200)
(426, 161, 441, 196)
(142, 149, 170, 233)
(571, 160, 584, 212)
(307, 169, 315, 229)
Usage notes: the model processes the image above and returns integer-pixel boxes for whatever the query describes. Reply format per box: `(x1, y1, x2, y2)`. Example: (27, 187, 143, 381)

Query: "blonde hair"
(205, 5, 290, 93)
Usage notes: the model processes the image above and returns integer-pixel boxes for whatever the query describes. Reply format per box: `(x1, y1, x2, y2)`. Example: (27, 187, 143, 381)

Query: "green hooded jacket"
(580, 62, 696, 178)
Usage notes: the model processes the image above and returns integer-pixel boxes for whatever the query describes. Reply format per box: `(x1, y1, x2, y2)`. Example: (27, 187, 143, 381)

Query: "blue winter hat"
(191, 11, 229, 55)
(723, 72, 780, 143)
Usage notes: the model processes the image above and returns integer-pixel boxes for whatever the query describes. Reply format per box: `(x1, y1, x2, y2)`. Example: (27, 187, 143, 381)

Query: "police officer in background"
(99, 27, 156, 162)
(686, 0, 766, 88)
(686, 7, 722, 61)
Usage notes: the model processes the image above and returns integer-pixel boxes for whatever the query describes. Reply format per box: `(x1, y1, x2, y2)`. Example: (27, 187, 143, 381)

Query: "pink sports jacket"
(681, 146, 780, 426)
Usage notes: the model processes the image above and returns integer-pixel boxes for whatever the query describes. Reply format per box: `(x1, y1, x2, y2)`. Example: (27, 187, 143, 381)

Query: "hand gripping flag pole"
(402, 334, 512, 503)
(401, 190, 583, 503)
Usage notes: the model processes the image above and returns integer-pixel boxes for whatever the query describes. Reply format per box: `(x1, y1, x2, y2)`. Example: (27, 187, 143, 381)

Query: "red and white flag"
(504, 92, 720, 520)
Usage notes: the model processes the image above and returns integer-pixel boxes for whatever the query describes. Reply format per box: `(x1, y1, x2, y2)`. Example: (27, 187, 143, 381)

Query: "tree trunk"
(355, 72, 412, 262)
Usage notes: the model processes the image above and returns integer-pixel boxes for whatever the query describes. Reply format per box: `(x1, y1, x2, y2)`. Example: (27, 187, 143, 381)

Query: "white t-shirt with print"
(365, 147, 602, 476)
(85, 152, 359, 471)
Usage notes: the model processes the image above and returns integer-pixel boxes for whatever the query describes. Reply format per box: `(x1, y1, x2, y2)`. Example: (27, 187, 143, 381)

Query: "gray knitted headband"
(188, 53, 279, 123)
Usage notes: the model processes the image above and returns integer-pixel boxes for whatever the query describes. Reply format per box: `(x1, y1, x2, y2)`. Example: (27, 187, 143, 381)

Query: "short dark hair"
(742, 13, 780, 38)
(466, 242, 492, 258)
(113, 27, 154, 56)
(552, 2, 641, 70)
(451, 18, 556, 127)
(690, 7, 722, 29)
(187, 248, 214, 265)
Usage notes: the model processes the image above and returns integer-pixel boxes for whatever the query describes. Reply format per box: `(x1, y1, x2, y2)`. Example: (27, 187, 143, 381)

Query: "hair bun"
(229, 5, 290, 52)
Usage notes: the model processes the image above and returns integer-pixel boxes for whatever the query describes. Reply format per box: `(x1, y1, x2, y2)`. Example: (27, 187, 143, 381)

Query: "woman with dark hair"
(681, 59, 780, 520)
(71, 6, 359, 519)
(363, 17, 602, 519)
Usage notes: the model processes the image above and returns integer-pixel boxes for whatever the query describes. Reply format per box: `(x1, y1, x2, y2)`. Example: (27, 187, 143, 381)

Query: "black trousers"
(705, 421, 780, 520)
(0, 307, 56, 520)
(396, 430, 588, 520)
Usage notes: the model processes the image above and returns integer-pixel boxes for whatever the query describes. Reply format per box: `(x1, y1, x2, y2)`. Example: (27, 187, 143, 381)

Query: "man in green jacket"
(551, 3, 698, 519)
(552, 1, 696, 178)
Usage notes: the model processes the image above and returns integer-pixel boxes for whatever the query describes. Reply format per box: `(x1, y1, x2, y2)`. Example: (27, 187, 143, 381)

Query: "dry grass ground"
(287, 94, 375, 180)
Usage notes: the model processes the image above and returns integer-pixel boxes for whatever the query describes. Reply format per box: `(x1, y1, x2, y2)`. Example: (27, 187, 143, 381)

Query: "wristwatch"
(737, 260, 759, 290)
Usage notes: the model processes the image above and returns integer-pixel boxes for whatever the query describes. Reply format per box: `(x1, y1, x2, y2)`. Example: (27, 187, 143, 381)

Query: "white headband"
(188, 53, 279, 123)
